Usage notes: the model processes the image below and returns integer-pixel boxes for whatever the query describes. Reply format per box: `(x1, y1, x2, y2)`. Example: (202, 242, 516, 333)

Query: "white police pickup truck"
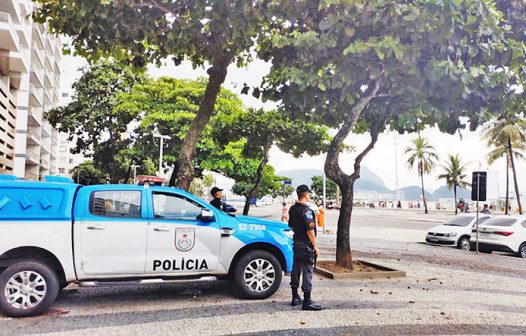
(0, 176, 293, 317)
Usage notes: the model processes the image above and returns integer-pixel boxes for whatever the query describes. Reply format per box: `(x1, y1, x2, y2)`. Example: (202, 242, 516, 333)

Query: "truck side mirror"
(197, 208, 215, 222)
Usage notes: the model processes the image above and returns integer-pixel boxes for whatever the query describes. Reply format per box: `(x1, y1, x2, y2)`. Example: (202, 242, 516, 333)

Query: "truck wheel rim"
(460, 238, 470, 250)
(244, 258, 275, 293)
(5, 271, 47, 310)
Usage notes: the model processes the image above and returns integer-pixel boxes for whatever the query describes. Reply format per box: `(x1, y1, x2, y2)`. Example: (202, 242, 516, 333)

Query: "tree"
(46, 61, 144, 183)
(484, 116, 526, 214)
(34, 0, 296, 190)
(213, 109, 329, 215)
(437, 154, 470, 214)
(258, 1, 521, 268)
(405, 136, 439, 214)
(231, 165, 284, 202)
(71, 161, 107, 185)
(189, 174, 215, 199)
(310, 176, 337, 202)
(116, 77, 246, 179)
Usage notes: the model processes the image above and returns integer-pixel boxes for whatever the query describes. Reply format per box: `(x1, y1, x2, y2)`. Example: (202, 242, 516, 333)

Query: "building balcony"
(26, 126, 41, 146)
(28, 107, 43, 126)
(16, 25, 30, 49)
(0, 12, 19, 52)
(45, 36, 54, 54)
(32, 25, 45, 50)
(0, 1, 21, 24)
(40, 158, 49, 169)
(30, 67, 44, 88)
(31, 47, 45, 68)
(41, 122, 51, 137)
(43, 88, 52, 105)
(44, 70, 53, 88)
(29, 84, 43, 107)
(53, 89, 60, 104)
(45, 54, 53, 72)
(40, 143, 50, 154)
(26, 148, 40, 165)
(8, 50, 29, 73)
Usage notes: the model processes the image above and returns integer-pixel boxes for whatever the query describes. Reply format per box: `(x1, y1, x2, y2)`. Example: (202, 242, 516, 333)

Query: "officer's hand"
(314, 246, 319, 256)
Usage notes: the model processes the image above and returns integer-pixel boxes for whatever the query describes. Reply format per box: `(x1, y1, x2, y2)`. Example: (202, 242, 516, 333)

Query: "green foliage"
(46, 61, 145, 183)
(310, 176, 337, 201)
(231, 165, 284, 199)
(71, 161, 107, 185)
(189, 174, 215, 199)
(34, 0, 285, 68)
(116, 76, 245, 175)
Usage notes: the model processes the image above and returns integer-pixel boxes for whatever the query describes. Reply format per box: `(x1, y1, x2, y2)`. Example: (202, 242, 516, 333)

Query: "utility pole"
(154, 134, 171, 177)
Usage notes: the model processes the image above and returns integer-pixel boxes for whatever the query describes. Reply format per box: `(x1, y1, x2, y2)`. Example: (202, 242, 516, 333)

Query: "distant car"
(470, 216, 526, 258)
(426, 214, 491, 250)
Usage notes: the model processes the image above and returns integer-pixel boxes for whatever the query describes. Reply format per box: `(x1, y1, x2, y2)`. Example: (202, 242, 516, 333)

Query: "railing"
(0, 12, 11, 23)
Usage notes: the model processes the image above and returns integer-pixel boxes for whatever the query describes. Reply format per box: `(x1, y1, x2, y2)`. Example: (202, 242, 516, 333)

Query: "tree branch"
(324, 80, 381, 186)
(350, 128, 379, 182)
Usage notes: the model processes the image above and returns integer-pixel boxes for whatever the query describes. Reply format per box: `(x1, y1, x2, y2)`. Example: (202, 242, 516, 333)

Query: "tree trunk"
(505, 155, 509, 215)
(169, 56, 230, 190)
(123, 164, 132, 184)
(508, 137, 522, 214)
(420, 162, 428, 214)
(336, 180, 353, 268)
(243, 142, 272, 215)
(454, 184, 458, 215)
(324, 84, 380, 268)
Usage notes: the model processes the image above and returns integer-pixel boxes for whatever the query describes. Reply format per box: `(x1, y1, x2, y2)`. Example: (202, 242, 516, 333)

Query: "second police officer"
(288, 184, 323, 311)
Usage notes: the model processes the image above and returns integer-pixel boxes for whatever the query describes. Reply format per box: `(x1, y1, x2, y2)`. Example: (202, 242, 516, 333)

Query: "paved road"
(1, 206, 525, 336)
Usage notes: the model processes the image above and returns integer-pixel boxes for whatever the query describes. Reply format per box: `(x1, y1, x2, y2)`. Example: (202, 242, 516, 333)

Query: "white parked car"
(470, 216, 526, 258)
(426, 214, 491, 250)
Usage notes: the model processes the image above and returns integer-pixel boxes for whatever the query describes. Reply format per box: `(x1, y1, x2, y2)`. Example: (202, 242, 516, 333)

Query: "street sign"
(471, 171, 487, 202)
(283, 180, 292, 185)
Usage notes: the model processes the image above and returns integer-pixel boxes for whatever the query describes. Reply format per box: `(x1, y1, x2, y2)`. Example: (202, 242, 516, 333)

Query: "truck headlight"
(284, 230, 294, 239)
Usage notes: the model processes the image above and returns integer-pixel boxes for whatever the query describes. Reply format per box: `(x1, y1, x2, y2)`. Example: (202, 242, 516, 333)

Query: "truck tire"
(0, 260, 59, 317)
(232, 250, 282, 300)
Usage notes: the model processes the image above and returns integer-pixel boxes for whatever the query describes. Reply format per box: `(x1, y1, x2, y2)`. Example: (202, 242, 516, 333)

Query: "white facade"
(0, 0, 61, 180)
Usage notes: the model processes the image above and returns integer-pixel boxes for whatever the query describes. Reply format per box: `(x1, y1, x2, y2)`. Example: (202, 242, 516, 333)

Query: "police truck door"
(145, 192, 221, 275)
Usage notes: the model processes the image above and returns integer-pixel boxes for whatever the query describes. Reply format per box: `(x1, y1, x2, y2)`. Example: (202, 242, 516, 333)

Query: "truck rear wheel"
(232, 250, 282, 300)
(0, 260, 59, 317)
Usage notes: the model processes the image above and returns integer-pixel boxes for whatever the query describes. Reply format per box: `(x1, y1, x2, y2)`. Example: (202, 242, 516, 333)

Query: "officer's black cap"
(296, 184, 311, 193)
(211, 187, 223, 196)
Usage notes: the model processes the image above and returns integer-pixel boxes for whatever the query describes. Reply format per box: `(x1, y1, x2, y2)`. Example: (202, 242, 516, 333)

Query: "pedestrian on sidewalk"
(288, 184, 323, 311)
(281, 202, 289, 222)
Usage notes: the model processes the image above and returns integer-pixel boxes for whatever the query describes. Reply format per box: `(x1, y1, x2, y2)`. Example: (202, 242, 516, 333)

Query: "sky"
(60, 55, 526, 196)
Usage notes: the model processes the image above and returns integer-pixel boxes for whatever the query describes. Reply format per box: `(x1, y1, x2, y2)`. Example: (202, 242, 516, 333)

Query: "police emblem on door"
(175, 228, 195, 252)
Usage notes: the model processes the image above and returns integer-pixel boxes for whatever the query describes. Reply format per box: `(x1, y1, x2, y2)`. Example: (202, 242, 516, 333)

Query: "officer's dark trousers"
(290, 257, 313, 293)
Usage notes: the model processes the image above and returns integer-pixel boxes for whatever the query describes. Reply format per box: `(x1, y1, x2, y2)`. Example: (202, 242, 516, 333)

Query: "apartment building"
(0, 0, 61, 180)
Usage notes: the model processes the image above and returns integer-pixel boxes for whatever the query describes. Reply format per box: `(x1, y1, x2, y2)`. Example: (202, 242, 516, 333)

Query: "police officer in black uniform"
(288, 184, 323, 311)
(210, 187, 237, 213)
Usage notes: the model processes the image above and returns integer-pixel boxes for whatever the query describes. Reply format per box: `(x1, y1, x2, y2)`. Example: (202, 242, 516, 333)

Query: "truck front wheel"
(232, 250, 282, 300)
(0, 260, 59, 317)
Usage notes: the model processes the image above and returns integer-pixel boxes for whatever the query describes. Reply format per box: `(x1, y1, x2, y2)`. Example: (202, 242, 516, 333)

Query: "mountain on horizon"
(277, 167, 470, 201)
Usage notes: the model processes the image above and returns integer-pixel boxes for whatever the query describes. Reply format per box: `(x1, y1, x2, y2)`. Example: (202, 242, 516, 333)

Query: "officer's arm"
(307, 229, 318, 254)
(303, 209, 319, 255)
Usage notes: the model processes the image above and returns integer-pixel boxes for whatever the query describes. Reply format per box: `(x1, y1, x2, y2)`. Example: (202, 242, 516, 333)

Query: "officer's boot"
(302, 292, 322, 311)
(291, 288, 303, 306)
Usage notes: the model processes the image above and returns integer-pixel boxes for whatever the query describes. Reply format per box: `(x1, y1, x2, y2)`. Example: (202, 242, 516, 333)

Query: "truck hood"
(236, 215, 288, 229)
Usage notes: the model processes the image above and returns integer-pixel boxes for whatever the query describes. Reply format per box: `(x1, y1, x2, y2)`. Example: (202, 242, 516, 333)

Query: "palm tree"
(405, 135, 439, 214)
(486, 144, 524, 215)
(483, 117, 526, 214)
(437, 154, 470, 214)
